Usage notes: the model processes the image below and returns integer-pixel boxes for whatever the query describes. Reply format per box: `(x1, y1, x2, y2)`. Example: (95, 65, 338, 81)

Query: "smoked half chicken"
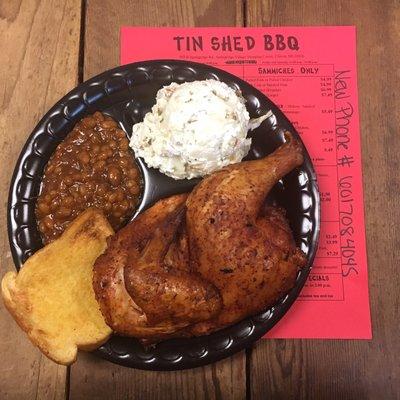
(93, 134, 307, 340)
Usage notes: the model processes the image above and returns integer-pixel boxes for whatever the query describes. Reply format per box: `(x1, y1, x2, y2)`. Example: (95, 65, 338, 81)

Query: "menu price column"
(242, 63, 344, 301)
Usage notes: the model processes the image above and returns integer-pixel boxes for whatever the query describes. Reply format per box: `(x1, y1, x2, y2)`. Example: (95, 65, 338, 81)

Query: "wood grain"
(83, 0, 243, 80)
(70, 352, 245, 400)
(0, 0, 81, 399)
(247, 1, 400, 399)
(69, 1, 246, 399)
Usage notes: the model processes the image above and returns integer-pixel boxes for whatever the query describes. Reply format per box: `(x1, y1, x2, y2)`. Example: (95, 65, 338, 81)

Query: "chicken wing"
(124, 204, 222, 326)
(93, 194, 194, 338)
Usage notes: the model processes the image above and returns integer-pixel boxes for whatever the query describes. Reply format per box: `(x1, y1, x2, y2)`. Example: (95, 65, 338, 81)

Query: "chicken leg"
(186, 133, 306, 335)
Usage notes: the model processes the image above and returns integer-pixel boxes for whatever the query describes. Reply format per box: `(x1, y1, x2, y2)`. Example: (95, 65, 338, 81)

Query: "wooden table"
(1, 1, 399, 399)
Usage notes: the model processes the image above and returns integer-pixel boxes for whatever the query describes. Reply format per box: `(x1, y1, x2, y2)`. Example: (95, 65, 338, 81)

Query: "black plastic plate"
(7, 60, 320, 370)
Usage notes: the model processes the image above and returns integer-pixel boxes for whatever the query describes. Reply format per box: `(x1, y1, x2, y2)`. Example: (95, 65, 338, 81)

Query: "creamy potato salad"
(129, 80, 270, 179)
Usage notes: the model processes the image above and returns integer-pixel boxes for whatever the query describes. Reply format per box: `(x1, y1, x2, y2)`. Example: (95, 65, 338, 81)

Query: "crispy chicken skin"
(124, 205, 222, 326)
(184, 134, 306, 335)
(93, 194, 193, 338)
(93, 134, 307, 340)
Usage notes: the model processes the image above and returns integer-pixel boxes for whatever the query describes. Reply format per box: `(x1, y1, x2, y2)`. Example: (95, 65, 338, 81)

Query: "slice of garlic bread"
(1, 208, 113, 365)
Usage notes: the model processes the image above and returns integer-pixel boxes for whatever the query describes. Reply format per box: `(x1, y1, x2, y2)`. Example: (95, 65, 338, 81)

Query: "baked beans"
(36, 111, 142, 243)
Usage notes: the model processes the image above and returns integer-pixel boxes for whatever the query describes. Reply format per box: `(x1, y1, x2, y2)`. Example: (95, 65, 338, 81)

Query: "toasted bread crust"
(1, 208, 114, 365)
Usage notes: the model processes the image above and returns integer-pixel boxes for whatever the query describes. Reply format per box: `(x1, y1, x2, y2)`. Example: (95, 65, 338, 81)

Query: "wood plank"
(0, 0, 81, 398)
(83, 0, 244, 80)
(70, 352, 245, 400)
(246, 1, 400, 399)
(70, 1, 246, 399)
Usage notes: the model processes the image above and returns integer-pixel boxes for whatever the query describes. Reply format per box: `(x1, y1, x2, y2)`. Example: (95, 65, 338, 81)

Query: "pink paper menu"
(121, 26, 371, 339)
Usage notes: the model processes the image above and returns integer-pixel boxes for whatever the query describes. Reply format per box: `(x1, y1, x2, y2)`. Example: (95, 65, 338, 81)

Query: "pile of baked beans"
(36, 112, 142, 243)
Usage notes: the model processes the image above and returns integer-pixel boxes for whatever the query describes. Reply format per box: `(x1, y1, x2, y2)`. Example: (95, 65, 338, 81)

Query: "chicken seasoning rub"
(36, 112, 142, 244)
